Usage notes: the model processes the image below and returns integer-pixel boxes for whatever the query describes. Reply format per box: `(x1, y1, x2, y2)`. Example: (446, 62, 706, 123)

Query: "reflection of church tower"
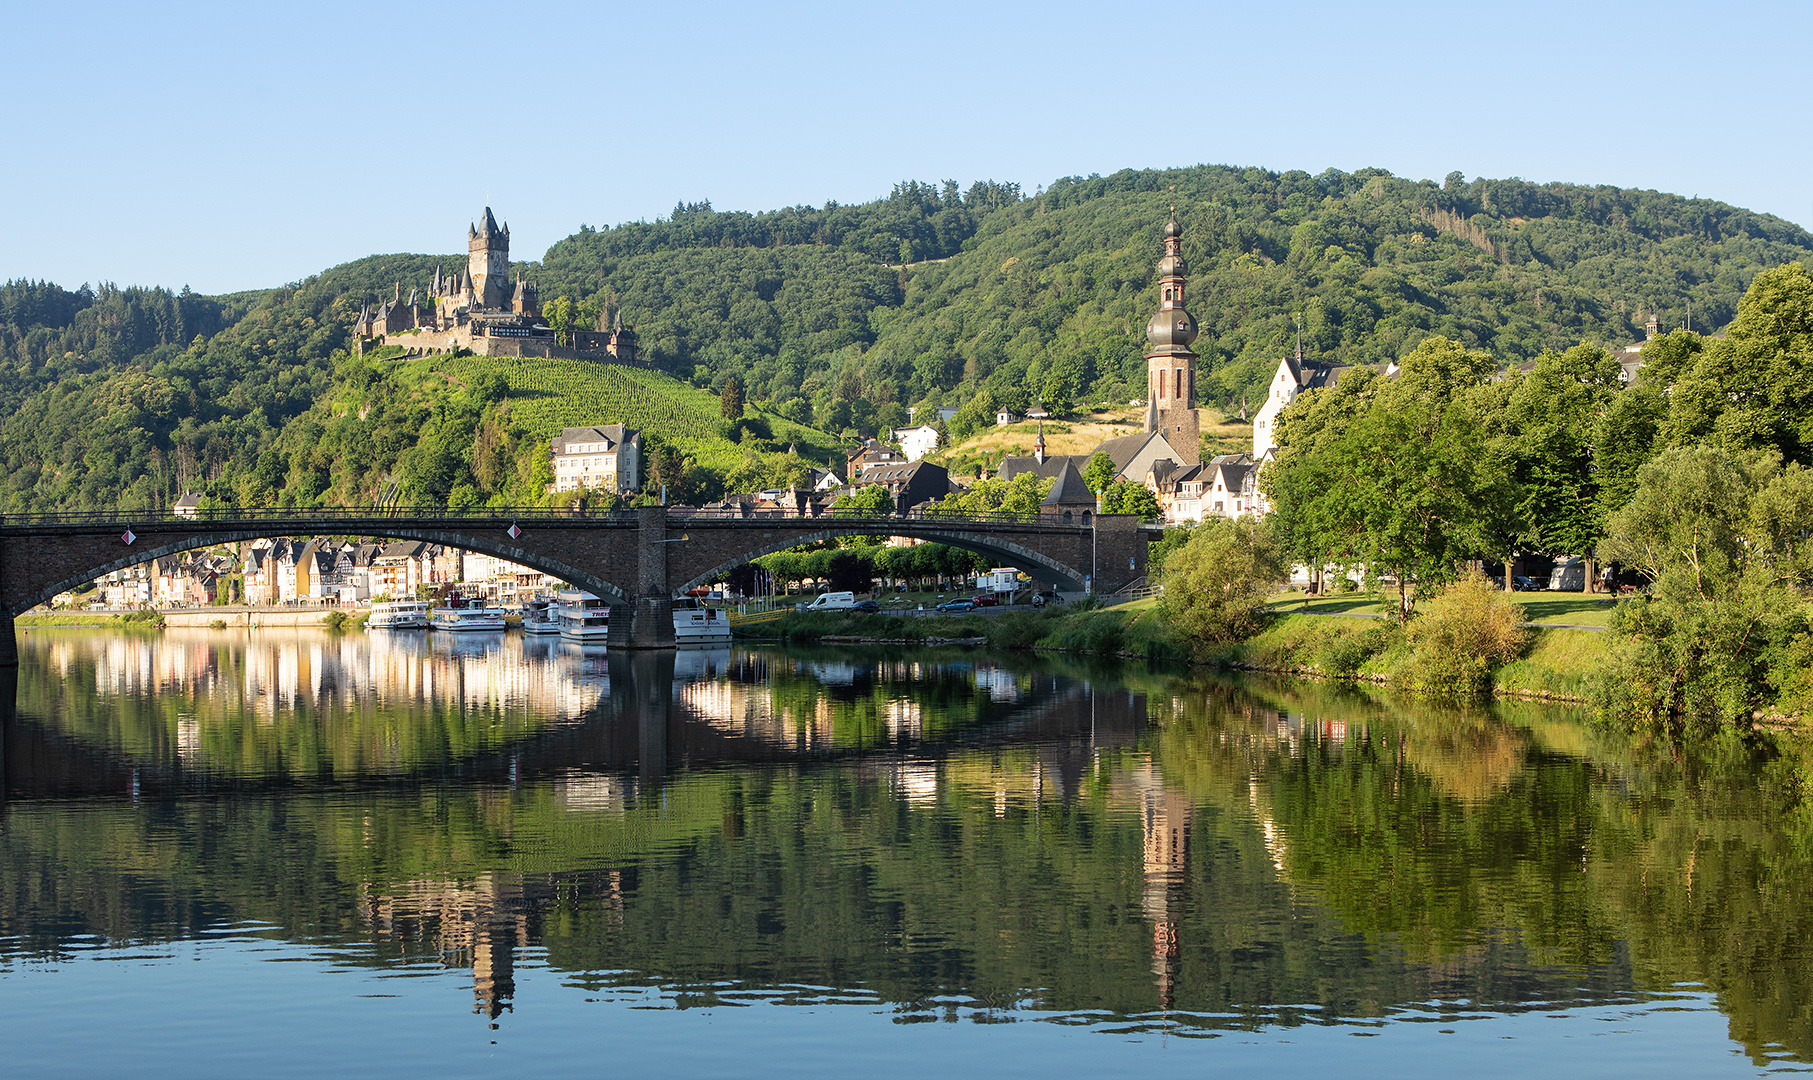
(471, 875, 523, 1023)
(468, 207, 511, 311)
(1143, 210, 1200, 466)
(1136, 762, 1193, 1010)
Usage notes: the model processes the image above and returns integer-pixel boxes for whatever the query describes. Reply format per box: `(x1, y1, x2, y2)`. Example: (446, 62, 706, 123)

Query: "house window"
(1063, 511, 1073, 523)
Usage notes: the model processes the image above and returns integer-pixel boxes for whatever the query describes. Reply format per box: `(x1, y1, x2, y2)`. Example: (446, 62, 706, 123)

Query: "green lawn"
(1511, 595, 1619, 627)
(1265, 589, 1619, 627)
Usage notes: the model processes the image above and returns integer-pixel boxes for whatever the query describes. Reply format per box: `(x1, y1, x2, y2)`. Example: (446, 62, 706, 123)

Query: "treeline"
(530, 165, 1813, 435)
(3, 165, 1811, 516)
(1255, 261, 1813, 734)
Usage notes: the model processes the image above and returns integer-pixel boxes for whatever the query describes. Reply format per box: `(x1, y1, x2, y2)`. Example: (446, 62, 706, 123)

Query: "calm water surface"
(2, 628, 1809, 1077)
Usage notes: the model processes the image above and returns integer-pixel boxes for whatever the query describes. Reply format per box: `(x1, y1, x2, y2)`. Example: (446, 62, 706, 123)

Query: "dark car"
(971, 594, 997, 607)
(935, 599, 974, 613)
(851, 599, 880, 613)
(1511, 575, 1544, 591)
(1031, 591, 1065, 608)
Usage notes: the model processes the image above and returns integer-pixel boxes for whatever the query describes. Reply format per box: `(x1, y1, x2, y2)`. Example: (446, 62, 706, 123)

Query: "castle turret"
(607, 310, 638, 363)
(468, 207, 511, 310)
(1143, 209, 1200, 466)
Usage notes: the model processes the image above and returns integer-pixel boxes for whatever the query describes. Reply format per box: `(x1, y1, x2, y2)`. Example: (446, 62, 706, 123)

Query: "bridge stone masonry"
(0, 505, 1152, 662)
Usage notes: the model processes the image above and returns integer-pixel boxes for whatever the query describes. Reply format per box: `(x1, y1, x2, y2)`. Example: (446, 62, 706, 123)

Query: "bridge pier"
(0, 612, 14, 668)
(607, 506, 677, 650)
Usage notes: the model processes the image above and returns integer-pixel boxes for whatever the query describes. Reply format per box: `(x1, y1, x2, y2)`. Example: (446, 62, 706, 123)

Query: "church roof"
(1041, 462, 1096, 507)
(1093, 431, 1179, 473)
(997, 454, 1090, 482)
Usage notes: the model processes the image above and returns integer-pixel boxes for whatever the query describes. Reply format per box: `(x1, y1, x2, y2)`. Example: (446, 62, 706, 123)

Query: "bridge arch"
(18, 524, 633, 617)
(673, 523, 1090, 596)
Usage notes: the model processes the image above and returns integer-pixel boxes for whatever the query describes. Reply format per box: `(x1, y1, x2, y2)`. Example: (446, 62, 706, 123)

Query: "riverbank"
(1211, 609, 1609, 702)
(768, 596, 1612, 704)
(19, 606, 353, 629)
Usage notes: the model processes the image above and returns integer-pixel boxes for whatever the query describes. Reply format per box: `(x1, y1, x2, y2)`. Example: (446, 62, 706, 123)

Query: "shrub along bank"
(761, 601, 1192, 662)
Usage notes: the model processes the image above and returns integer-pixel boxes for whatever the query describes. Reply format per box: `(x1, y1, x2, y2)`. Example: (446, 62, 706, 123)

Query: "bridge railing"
(670, 506, 1054, 526)
(0, 505, 643, 526)
(0, 504, 1090, 529)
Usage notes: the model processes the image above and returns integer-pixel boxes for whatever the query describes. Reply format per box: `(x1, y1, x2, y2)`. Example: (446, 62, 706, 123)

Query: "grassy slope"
(390, 355, 846, 472)
(933, 407, 1255, 477)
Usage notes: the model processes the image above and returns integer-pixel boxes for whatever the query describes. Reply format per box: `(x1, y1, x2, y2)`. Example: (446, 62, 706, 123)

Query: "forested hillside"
(0, 164, 1807, 513)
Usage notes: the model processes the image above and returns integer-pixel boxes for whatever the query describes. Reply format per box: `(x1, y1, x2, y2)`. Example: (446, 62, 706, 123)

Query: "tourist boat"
(520, 597, 564, 635)
(558, 591, 611, 643)
(429, 595, 506, 632)
(673, 596, 731, 647)
(366, 599, 430, 630)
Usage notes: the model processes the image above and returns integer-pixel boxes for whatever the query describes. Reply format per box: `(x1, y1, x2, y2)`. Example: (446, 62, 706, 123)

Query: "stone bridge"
(0, 505, 1152, 659)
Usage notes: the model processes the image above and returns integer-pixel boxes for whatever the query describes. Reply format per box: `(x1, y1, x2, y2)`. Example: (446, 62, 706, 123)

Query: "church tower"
(468, 207, 511, 310)
(1143, 210, 1200, 466)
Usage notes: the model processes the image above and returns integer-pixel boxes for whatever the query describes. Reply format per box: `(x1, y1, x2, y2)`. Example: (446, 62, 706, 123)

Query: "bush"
(208, 618, 227, 630)
(1398, 573, 1527, 694)
(1158, 517, 1285, 649)
(322, 610, 348, 631)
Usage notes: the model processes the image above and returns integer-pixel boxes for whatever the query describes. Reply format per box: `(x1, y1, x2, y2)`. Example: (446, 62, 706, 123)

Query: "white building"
(892, 424, 940, 462)
(550, 425, 641, 494)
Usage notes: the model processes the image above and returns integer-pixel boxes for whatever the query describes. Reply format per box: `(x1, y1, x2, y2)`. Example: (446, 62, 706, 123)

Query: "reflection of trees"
(1152, 676, 1813, 1065)
(6, 645, 1813, 1062)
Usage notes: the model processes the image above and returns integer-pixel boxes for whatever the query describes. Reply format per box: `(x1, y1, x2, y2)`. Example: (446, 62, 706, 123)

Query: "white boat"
(366, 600, 430, 630)
(430, 596, 506, 632)
(520, 597, 563, 635)
(558, 591, 611, 642)
(673, 596, 731, 647)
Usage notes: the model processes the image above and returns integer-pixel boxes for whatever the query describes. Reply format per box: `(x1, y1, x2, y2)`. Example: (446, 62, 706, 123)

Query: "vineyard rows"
(393, 356, 843, 471)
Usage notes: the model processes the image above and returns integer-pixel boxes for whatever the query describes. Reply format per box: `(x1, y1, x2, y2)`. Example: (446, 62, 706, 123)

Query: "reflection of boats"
(367, 600, 430, 629)
(558, 591, 611, 643)
(430, 596, 506, 632)
(521, 597, 563, 635)
(673, 646, 732, 681)
(674, 596, 731, 647)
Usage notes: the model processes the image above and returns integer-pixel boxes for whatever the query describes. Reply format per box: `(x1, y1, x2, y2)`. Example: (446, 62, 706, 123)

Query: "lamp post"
(1091, 494, 1100, 595)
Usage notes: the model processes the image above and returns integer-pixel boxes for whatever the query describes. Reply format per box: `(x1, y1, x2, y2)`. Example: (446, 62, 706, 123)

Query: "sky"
(7, 0, 1809, 295)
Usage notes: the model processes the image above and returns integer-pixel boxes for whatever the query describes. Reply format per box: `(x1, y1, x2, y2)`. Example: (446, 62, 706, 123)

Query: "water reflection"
(1, 630, 1810, 1073)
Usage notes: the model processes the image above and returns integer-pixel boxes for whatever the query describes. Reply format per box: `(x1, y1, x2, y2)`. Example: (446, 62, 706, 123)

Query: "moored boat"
(520, 597, 563, 635)
(366, 600, 430, 630)
(558, 591, 611, 642)
(430, 595, 506, 632)
(673, 596, 731, 647)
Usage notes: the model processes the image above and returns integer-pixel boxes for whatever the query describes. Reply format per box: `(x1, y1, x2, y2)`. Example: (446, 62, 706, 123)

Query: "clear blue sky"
(9, 0, 1808, 295)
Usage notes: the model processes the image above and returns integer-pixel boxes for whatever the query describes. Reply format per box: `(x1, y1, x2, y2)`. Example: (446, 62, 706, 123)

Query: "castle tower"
(1143, 210, 1200, 466)
(468, 207, 511, 310)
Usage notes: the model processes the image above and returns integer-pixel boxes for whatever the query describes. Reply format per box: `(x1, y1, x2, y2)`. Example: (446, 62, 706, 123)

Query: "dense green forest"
(1, 165, 1809, 512)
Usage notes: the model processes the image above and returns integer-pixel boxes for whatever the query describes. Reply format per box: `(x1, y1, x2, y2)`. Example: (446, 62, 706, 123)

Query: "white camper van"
(797, 591, 857, 612)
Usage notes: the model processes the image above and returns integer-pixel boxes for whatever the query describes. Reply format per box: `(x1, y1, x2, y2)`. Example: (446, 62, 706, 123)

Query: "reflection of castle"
(354, 207, 640, 363)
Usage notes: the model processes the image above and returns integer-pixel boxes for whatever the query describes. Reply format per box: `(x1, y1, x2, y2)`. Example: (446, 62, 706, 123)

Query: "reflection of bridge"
(0, 505, 1151, 658)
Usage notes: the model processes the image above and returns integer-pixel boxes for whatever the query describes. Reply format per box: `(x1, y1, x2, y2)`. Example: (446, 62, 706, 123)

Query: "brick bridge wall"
(0, 509, 1150, 659)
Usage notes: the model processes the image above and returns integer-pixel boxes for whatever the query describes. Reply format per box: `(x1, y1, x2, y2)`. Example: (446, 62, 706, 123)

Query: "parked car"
(851, 599, 880, 613)
(1031, 591, 1065, 608)
(971, 594, 997, 607)
(935, 599, 974, 613)
(1511, 575, 1544, 591)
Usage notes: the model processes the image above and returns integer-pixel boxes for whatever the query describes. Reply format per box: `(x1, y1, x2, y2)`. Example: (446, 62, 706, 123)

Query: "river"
(0, 627, 1808, 1077)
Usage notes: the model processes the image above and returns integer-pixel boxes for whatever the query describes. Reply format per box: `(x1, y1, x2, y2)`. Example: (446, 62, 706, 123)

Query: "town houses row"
(71, 539, 556, 610)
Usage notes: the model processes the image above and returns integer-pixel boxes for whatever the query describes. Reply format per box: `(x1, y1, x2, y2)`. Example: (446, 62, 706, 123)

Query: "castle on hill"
(355, 207, 640, 363)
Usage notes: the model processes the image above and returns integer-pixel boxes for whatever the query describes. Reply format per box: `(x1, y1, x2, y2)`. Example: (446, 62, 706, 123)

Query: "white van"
(798, 591, 857, 612)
